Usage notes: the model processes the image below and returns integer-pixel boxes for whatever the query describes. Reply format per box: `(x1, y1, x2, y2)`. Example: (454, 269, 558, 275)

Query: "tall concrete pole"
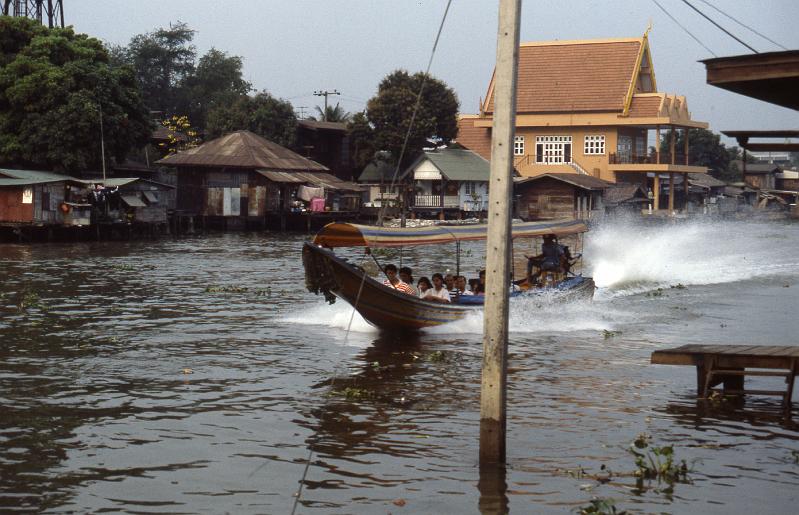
(480, 0, 521, 467)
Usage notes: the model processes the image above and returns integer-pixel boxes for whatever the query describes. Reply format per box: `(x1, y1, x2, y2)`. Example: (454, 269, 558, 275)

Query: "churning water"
(1, 218, 799, 513)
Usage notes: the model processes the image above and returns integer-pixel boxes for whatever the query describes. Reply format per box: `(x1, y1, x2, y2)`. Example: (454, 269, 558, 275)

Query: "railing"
(568, 160, 589, 175)
(609, 152, 688, 165)
(414, 195, 460, 208)
(463, 199, 488, 212)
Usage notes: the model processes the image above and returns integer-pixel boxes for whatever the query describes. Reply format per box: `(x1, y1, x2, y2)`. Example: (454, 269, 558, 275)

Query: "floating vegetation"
(329, 387, 373, 400)
(670, 283, 686, 290)
(576, 498, 627, 515)
(792, 450, 799, 464)
(602, 330, 622, 339)
(628, 433, 690, 484)
(645, 288, 664, 298)
(426, 350, 446, 363)
(17, 291, 47, 312)
(204, 285, 272, 296)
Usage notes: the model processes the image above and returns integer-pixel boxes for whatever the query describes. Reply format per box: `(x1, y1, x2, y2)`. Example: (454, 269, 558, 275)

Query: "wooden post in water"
(480, 0, 521, 467)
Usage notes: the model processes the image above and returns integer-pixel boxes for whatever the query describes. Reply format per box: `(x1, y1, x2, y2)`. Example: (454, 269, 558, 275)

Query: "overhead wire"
(696, 0, 788, 51)
(680, 0, 758, 53)
(651, 0, 717, 56)
(376, 0, 453, 224)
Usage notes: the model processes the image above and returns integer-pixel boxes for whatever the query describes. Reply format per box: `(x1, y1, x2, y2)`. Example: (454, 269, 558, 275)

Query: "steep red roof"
(455, 116, 492, 160)
(485, 38, 643, 114)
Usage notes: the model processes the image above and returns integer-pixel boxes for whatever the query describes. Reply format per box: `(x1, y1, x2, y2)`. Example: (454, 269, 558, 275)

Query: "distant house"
(0, 169, 89, 227)
(603, 182, 650, 215)
(741, 163, 780, 190)
(156, 130, 361, 228)
(400, 148, 491, 219)
(514, 173, 609, 220)
(777, 169, 799, 191)
(455, 33, 709, 213)
(296, 120, 353, 181)
(358, 153, 402, 208)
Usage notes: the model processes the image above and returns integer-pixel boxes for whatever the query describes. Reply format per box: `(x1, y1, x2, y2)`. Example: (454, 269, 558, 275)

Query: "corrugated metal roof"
(688, 173, 726, 188)
(121, 194, 146, 207)
(604, 183, 648, 204)
(156, 130, 328, 171)
(298, 120, 347, 132)
(256, 170, 363, 191)
(358, 153, 397, 182)
(0, 178, 65, 186)
(142, 191, 159, 203)
(516, 173, 610, 190)
(404, 149, 491, 182)
(0, 168, 80, 183)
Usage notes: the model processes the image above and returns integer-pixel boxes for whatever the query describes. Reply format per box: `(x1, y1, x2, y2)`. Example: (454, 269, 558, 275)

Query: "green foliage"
(179, 47, 251, 128)
(123, 21, 196, 114)
(602, 330, 621, 339)
(366, 69, 459, 166)
(0, 17, 151, 172)
(628, 433, 689, 484)
(206, 91, 297, 147)
(576, 498, 627, 515)
(311, 102, 350, 123)
(158, 114, 201, 155)
(659, 128, 732, 181)
(347, 111, 377, 170)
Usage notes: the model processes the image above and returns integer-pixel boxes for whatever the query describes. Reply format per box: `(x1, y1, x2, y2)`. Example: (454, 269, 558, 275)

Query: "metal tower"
(2, 0, 64, 29)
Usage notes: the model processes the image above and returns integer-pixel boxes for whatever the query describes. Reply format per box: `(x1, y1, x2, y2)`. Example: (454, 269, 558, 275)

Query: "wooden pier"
(651, 344, 799, 408)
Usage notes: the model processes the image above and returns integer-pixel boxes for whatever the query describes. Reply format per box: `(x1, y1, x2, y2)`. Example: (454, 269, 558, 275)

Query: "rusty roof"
(627, 94, 663, 117)
(156, 130, 328, 171)
(603, 183, 648, 204)
(485, 38, 644, 114)
(298, 120, 348, 132)
(515, 173, 610, 191)
(256, 170, 363, 191)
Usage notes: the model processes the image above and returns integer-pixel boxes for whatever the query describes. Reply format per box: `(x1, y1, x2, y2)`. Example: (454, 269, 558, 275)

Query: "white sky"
(67, 0, 798, 145)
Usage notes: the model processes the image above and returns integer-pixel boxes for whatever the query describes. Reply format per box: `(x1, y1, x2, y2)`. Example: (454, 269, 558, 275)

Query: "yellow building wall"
(513, 126, 647, 182)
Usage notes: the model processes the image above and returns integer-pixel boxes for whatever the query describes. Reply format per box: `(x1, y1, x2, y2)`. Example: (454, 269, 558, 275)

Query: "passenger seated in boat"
(527, 234, 564, 285)
(417, 277, 432, 298)
(468, 278, 480, 295)
(455, 275, 473, 295)
(382, 264, 416, 295)
(444, 273, 455, 292)
(474, 270, 486, 295)
(399, 266, 418, 295)
(423, 273, 451, 303)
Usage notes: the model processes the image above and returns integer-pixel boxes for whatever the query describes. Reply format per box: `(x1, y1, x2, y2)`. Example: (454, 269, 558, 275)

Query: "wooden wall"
(517, 178, 576, 220)
(0, 186, 34, 222)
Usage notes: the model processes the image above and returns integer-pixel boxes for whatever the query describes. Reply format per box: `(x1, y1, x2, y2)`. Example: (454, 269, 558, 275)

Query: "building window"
(514, 136, 525, 156)
(535, 136, 572, 164)
(584, 135, 605, 155)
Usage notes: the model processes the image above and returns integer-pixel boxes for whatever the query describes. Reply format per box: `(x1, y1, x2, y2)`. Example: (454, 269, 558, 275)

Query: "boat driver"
(527, 234, 564, 284)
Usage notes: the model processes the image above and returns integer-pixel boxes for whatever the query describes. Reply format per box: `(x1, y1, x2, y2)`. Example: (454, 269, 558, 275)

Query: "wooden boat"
(303, 219, 595, 331)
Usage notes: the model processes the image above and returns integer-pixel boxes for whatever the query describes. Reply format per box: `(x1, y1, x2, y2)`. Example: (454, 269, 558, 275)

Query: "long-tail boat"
(303, 219, 595, 331)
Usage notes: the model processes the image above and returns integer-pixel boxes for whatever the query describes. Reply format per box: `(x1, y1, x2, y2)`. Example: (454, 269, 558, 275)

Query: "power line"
(651, 0, 717, 57)
(696, 0, 788, 51)
(680, 0, 758, 53)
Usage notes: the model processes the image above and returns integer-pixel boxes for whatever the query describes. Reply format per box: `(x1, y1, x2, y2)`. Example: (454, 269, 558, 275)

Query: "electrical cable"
(651, 0, 717, 56)
(696, 0, 787, 51)
(680, 0, 758, 53)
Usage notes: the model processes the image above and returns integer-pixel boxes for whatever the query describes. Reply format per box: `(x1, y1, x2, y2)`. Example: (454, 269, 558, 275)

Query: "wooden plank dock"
(651, 344, 799, 408)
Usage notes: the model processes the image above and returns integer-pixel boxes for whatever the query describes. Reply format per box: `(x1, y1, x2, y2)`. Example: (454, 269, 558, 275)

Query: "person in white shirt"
(454, 275, 473, 295)
(417, 277, 432, 298)
(423, 273, 451, 303)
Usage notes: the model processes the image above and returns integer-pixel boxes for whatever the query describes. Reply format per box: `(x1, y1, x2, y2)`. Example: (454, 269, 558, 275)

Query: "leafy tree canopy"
(365, 69, 459, 166)
(206, 91, 297, 148)
(659, 128, 733, 181)
(179, 48, 251, 129)
(123, 21, 196, 115)
(310, 102, 350, 123)
(0, 17, 151, 172)
(347, 111, 376, 171)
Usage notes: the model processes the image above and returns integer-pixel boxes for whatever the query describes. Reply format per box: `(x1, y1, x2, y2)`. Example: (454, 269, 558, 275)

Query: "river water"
(1, 219, 798, 514)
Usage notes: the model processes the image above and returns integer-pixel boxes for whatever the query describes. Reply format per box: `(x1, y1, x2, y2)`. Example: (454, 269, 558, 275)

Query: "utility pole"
(480, 0, 521, 467)
(313, 89, 340, 121)
(296, 106, 308, 119)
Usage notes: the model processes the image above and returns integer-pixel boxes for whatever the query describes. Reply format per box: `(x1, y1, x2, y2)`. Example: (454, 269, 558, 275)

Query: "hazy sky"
(68, 1, 797, 144)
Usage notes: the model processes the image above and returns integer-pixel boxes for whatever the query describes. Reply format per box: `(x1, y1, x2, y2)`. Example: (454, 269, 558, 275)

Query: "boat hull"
(303, 242, 595, 331)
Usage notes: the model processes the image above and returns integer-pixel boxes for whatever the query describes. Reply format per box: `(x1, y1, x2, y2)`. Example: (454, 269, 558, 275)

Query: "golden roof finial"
(644, 20, 653, 38)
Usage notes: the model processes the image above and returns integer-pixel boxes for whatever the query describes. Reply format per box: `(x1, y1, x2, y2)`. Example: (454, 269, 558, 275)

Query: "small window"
(514, 136, 525, 156)
(22, 187, 33, 204)
(41, 191, 52, 211)
(584, 135, 605, 155)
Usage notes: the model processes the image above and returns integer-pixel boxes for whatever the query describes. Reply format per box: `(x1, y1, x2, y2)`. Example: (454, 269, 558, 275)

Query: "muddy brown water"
(1, 219, 799, 513)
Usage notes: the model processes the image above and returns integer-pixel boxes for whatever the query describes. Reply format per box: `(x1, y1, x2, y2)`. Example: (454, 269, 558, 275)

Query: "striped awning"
(312, 219, 587, 248)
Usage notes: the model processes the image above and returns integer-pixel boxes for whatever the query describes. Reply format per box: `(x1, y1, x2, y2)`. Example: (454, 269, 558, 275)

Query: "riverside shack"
(156, 130, 361, 230)
(0, 169, 91, 233)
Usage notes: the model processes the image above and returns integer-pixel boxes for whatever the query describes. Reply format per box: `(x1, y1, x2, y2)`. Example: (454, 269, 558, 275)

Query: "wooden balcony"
(414, 195, 460, 208)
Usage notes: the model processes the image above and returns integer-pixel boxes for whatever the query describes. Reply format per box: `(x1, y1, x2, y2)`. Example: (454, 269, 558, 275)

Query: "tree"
(347, 111, 376, 171)
(0, 17, 151, 172)
(180, 47, 251, 129)
(659, 128, 732, 180)
(311, 102, 350, 123)
(206, 91, 297, 147)
(124, 21, 196, 114)
(366, 70, 459, 166)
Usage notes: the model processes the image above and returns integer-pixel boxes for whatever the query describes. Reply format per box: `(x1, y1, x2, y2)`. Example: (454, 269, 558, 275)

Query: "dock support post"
(480, 0, 520, 468)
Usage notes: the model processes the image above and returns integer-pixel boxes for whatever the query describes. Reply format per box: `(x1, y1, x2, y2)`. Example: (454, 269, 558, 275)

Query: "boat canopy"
(312, 219, 587, 248)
